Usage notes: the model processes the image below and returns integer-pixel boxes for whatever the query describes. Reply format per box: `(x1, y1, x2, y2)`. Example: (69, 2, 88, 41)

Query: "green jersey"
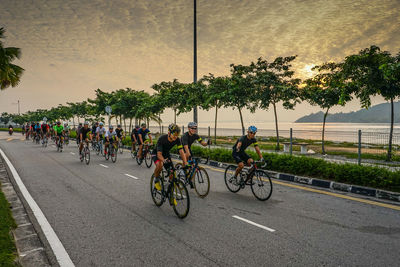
(54, 125, 64, 134)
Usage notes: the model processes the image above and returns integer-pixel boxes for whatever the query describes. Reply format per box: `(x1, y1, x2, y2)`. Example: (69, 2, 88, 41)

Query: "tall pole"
(193, 0, 198, 123)
(18, 100, 20, 115)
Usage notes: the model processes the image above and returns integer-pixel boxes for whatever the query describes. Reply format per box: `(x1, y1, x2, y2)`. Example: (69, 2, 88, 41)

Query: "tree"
(225, 64, 254, 135)
(250, 56, 301, 150)
(201, 74, 230, 143)
(303, 63, 351, 154)
(342, 46, 400, 161)
(0, 112, 12, 125)
(0, 27, 24, 90)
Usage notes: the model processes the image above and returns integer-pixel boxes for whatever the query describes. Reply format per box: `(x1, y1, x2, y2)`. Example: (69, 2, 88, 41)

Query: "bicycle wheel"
(224, 165, 241, 193)
(250, 170, 273, 201)
(130, 147, 136, 159)
(136, 151, 143, 165)
(105, 146, 109, 160)
(145, 151, 152, 168)
(174, 163, 187, 184)
(171, 180, 190, 219)
(119, 141, 123, 154)
(95, 144, 100, 155)
(85, 147, 90, 165)
(194, 167, 210, 198)
(111, 145, 117, 163)
(150, 174, 164, 207)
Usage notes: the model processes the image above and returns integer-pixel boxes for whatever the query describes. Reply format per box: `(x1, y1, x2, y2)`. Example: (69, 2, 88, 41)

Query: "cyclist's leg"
(233, 151, 246, 177)
(153, 155, 163, 178)
(138, 142, 143, 158)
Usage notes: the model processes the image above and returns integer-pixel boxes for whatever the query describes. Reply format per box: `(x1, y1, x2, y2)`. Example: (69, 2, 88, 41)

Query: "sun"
(303, 64, 316, 78)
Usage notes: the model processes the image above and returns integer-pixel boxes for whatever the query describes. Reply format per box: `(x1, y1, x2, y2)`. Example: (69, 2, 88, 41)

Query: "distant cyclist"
(54, 121, 65, 146)
(181, 122, 210, 160)
(104, 125, 118, 155)
(130, 125, 140, 153)
(232, 126, 264, 179)
(76, 123, 83, 145)
(79, 122, 92, 155)
(137, 123, 152, 161)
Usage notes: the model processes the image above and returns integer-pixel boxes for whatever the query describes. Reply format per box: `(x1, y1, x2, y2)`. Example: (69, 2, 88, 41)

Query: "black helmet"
(168, 123, 181, 135)
(141, 123, 146, 128)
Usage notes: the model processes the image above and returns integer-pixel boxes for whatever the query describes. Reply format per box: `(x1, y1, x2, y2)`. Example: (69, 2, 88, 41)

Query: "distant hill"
(295, 101, 400, 123)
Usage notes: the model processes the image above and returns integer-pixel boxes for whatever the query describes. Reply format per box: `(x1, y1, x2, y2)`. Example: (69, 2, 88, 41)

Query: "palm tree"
(0, 27, 24, 90)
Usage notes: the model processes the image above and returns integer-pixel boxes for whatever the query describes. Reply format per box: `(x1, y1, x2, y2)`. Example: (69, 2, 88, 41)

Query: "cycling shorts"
(232, 150, 251, 164)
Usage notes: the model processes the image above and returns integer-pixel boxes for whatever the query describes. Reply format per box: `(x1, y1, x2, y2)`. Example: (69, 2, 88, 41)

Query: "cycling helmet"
(79, 123, 82, 126)
(248, 126, 257, 133)
(168, 123, 181, 135)
(109, 125, 114, 129)
(135, 125, 139, 128)
(57, 121, 61, 125)
(188, 122, 197, 128)
(84, 121, 89, 125)
(117, 124, 121, 128)
(64, 123, 68, 126)
(99, 122, 104, 126)
(141, 123, 146, 127)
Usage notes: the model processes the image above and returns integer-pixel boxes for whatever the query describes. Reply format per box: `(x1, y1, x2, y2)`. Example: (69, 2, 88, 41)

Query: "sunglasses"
(190, 127, 197, 130)
(249, 131, 256, 134)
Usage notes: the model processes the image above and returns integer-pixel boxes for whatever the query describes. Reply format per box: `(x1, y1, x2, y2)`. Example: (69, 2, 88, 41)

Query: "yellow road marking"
(20, 138, 25, 141)
(198, 163, 400, 211)
(6, 138, 13, 142)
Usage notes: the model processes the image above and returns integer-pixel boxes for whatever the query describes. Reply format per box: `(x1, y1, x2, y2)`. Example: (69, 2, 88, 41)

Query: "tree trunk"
(174, 109, 177, 124)
(135, 118, 138, 126)
(129, 118, 132, 133)
(214, 106, 218, 144)
(147, 118, 150, 130)
(387, 98, 394, 161)
(159, 114, 162, 134)
(322, 108, 330, 154)
(72, 117, 75, 129)
(238, 107, 245, 135)
(123, 117, 127, 132)
(273, 102, 280, 150)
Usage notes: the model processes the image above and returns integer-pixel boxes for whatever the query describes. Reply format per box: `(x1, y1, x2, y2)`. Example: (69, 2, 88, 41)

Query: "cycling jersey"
(79, 127, 91, 139)
(54, 125, 64, 134)
(181, 132, 203, 148)
(105, 130, 117, 139)
(137, 128, 150, 144)
(232, 135, 258, 152)
(115, 128, 123, 138)
(96, 127, 106, 136)
(91, 125, 97, 134)
(152, 134, 183, 159)
(41, 124, 49, 132)
(34, 125, 41, 132)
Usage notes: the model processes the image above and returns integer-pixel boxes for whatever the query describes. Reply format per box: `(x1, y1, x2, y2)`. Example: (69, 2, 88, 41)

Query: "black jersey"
(181, 132, 203, 148)
(79, 127, 91, 138)
(152, 134, 183, 158)
(115, 128, 123, 138)
(233, 135, 258, 152)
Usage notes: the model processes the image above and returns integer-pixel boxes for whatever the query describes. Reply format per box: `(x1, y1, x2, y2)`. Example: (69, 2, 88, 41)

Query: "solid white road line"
(232, 215, 276, 233)
(99, 164, 109, 168)
(124, 174, 139, 179)
(0, 148, 75, 266)
(70, 152, 75, 155)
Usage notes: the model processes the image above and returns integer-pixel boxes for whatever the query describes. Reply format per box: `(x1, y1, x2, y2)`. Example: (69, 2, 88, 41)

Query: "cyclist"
(137, 123, 152, 161)
(115, 124, 124, 145)
(130, 125, 140, 153)
(34, 122, 41, 141)
(232, 126, 264, 179)
(104, 125, 118, 155)
(91, 122, 99, 147)
(54, 121, 65, 147)
(79, 122, 92, 156)
(182, 122, 210, 160)
(96, 122, 106, 143)
(76, 123, 83, 145)
(40, 121, 50, 142)
(152, 124, 187, 191)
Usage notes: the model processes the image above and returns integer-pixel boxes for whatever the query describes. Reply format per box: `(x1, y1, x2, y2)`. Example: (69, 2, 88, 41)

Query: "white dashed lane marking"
(125, 174, 139, 179)
(232, 215, 276, 233)
(99, 164, 109, 168)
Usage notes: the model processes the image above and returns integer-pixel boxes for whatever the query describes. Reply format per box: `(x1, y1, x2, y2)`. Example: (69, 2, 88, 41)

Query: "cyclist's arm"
(178, 147, 187, 166)
(183, 144, 191, 158)
(148, 133, 152, 143)
(255, 145, 263, 160)
(157, 151, 164, 162)
(236, 142, 242, 152)
(139, 134, 143, 143)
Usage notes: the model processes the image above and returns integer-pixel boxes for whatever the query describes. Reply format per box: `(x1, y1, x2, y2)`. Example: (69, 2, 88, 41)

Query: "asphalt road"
(1, 132, 399, 266)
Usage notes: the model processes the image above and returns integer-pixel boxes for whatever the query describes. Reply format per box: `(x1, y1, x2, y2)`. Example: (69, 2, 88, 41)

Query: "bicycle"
(130, 143, 138, 159)
(80, 140, 90, 165)
(104, 141, 117, 163)
(150, 160, 190, 219)
(35, 133, 41, 144)
(136, 142, 153, 168)
(64, 134, 70, 146)
(224, 161, 273, 201)
(95, 139, 103, 156)
(56, 136, 64, 152)
(175, 157, 210, 198)
(42, 135, 48, 147)
(117, 137, 124, 154)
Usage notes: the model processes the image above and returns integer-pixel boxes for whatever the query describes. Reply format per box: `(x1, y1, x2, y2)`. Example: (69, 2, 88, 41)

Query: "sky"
(1, 0, 399, 127)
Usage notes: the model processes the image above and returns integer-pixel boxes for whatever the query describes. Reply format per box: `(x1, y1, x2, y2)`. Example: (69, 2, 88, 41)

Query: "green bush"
(177, 145, 400, 192)
(0, 128, 22, 132)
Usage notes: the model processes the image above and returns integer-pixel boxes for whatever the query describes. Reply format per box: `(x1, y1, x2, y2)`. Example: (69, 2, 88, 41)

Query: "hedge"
(172, 145, 400, 192)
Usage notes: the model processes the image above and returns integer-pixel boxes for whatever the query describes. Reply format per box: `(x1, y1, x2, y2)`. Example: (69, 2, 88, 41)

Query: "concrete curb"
(0, 155, 52, 266)
(170, 153, 400, 203)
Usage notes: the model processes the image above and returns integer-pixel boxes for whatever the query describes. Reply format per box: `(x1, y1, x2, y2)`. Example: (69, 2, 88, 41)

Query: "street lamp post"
(193, 0, 198, 123)
(12, 100, 20, 115)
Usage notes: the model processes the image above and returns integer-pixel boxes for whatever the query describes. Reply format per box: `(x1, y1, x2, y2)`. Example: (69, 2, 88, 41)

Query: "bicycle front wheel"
(105, 146, 109, 160)
(251, 170, 273, 201)
(194, 167, 210, 198)
(119, 142, 123, 154)
(111, 146, 117, 163)
(171, 180, 190, 219)
(224, 165, 241, 193)
(145, 151, 152, 168)
(150, 174, 164, 207)
(85, 147, 90, 165)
